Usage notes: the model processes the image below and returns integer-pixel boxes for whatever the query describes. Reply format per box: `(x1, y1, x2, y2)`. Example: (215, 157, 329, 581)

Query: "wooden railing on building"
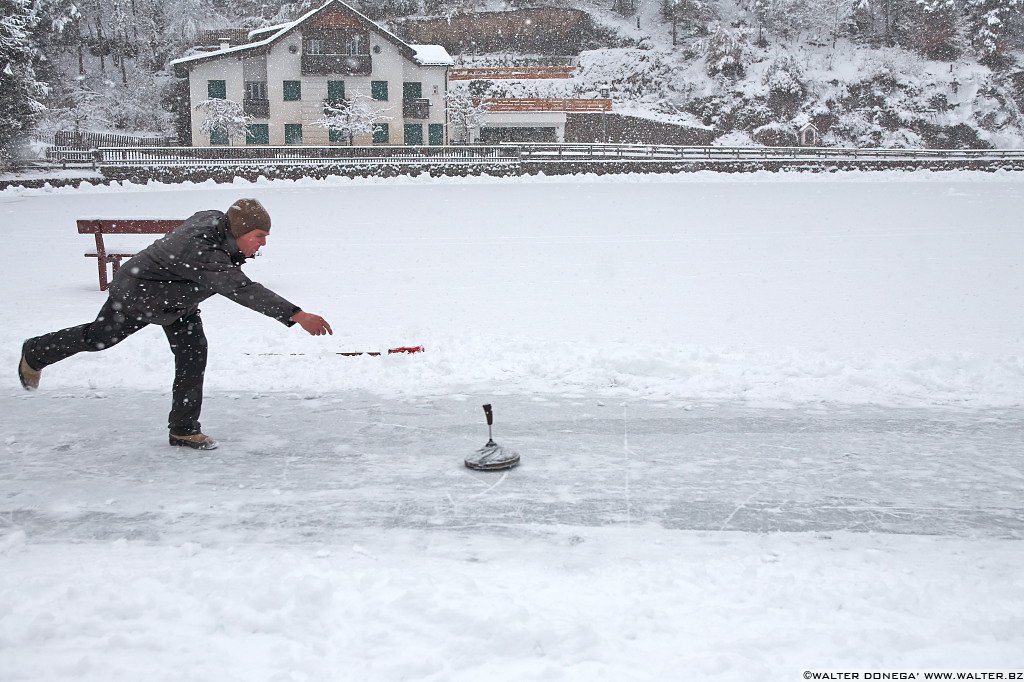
(449, 66, 577, 80)
(301, 53, 372, 76)
(474, 98, 612, 112)
(402, 98, 431, 119)
(243, 98, 270, 117)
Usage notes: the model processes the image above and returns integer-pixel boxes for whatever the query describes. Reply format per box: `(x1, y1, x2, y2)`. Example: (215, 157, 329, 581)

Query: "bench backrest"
(77, 219, 183, 235)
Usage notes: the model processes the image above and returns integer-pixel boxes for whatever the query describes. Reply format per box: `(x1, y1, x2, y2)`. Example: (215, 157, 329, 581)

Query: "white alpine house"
(169, 0, 453, 147)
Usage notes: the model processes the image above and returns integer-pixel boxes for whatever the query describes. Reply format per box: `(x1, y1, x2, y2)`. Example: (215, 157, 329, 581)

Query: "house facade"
(169, 0, 453, 147)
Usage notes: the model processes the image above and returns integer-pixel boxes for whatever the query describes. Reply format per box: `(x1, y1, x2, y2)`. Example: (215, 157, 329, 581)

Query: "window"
(348, 34, 363, 55)
(328, 128, 347, 144)
(284, 123, 303, 145)
(428, 123, 444, 146)
(327, 80, 346, 103)
(244, 81, 267, 100)
(283, 80, 301, 101)
(371, 80, 388, 101)
(210, 129, 229, 145)
(372, 123, 389, 144)
(404, 123, 423, 146)
(207, 80, 226, 99)
(246, 124, 269, 145)
(403, 82, 422, 100)
(305, 38, 324, 54)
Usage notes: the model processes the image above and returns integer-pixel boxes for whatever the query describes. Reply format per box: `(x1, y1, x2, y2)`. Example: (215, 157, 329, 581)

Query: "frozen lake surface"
(2, 172, 1023, 679)
(4, 391, 1023, 542)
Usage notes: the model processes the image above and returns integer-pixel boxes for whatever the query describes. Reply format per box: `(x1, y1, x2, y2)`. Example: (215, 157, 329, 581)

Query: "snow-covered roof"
(247, 21, 295, 41)
(169, 0, 449, 71)
(410, 45, 454, 67)
(168, 14, 300, 68)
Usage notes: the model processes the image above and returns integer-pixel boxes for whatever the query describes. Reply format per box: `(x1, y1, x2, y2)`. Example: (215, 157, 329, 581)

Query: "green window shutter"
(207, 80, 226, 99)
(403, 81, 422, 100)
(428, 123, 444, 145)
(328, 127, 347, 144)
(371, 80, 389, 101)
(327, 80, 346, 102)
(403, 123, 423, 145)
(283, 80, 302, 101)
(210, 129, 229, 145)
(246, 124, 269, 145)
(284, 123, 303, 145)
(372, 122, 389, 144)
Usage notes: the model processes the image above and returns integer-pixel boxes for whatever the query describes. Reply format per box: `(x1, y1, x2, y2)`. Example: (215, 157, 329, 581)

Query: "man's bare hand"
(291, 311, 333, 336)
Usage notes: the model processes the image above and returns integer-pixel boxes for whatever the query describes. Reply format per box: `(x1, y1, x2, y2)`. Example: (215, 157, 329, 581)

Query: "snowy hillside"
(453, 0, 1024, 148)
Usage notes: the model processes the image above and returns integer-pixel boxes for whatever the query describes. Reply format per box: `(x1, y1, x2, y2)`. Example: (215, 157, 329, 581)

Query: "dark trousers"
(23, 298, 208, 435)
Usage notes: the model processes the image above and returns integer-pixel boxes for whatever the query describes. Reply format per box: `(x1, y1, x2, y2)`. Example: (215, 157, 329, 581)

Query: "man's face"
(237, 229, 269, 258)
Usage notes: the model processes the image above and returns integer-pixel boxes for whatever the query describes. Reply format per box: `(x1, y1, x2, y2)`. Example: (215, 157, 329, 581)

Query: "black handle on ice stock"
(483, 404, 493, 427)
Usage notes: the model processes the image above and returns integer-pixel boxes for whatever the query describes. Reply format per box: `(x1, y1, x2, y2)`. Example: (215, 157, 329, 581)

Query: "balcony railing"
(403, 98, 430, 119)
(243, 98, 270, 117)
(301, 53, 371, 76)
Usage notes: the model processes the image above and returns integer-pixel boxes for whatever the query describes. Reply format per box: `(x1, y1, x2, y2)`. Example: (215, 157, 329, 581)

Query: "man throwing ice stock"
(18, 198, 333, 450)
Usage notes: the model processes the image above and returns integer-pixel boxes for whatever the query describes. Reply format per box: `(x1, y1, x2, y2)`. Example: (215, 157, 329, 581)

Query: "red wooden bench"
(77, 219, 182, 291)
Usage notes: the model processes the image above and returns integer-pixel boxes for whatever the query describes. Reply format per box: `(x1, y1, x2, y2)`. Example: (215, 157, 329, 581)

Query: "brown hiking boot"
(169, 433, 219, 450)
(18, 352, 41, 391)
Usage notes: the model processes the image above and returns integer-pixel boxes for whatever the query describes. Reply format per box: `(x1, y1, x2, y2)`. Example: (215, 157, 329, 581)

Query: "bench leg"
(103, 257, 124, 291)
(97, 256, 109, 291)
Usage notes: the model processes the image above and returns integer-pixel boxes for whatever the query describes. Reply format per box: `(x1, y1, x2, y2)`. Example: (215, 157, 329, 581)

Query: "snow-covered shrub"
(877, 128, 924, 148)
(752, 121, 797, 145)
(104, 71, 175, 133)
(445, 90, 489, 143)
(35, 85, 112, 142)
(574, 48, 674, 100)
(763, 54, 805, 98)
(703, 23, 752, 78)
(827, 110, 885, 146)
(712, 129, 758, 145)
(763, 53, 806, 116)
(315, 93, 391, 145)
(194, 98, 250, 141)
(733, 99, 776, 130)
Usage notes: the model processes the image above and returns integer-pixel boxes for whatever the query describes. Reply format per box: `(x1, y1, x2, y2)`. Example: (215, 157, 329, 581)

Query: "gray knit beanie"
(226, 198, 271, 238)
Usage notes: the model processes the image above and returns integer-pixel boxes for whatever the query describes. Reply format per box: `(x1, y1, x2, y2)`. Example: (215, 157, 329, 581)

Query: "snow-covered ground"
(2, 171, 1023, 679)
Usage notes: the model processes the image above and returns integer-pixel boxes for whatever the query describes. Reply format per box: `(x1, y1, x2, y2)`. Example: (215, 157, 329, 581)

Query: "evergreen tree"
(963, 0, 1023, 65)
(704, 23, 752, 77)
(0, 0, 47, 166)
(908, 0, 960, 60)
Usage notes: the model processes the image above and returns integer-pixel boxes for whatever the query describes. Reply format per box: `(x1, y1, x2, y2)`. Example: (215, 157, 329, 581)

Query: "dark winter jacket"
(108, 210, 300, 326)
